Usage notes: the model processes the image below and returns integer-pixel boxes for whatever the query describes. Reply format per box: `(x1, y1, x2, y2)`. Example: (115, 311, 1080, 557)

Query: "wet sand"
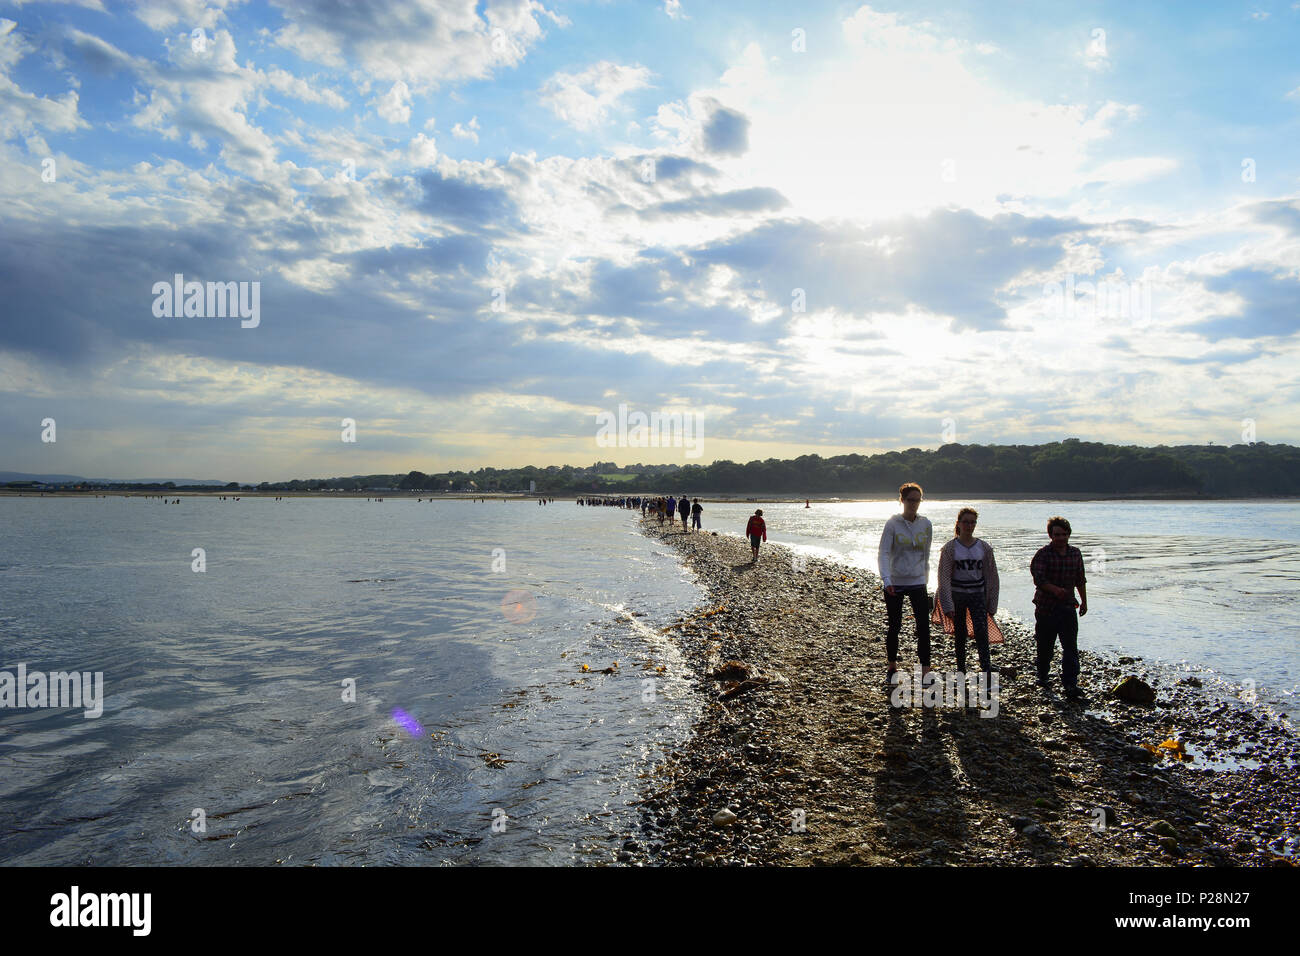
(630, 518, 1300, 866)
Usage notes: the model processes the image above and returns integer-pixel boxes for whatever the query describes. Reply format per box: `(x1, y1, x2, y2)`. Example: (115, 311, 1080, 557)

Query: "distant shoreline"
(2, 489, 1297, 503)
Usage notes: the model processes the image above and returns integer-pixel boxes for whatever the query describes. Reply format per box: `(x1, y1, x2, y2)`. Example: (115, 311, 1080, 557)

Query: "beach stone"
(1112, 677, 1156, 705)
(709, 660, 751, 681)
(1149, 820, 1178, 838)
(712, 809, 738, 826)
(1125, 744, 1155, 762)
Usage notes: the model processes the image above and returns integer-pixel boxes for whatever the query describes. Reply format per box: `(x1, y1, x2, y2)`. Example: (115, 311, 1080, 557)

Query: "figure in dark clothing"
(745, 509, 766, 562)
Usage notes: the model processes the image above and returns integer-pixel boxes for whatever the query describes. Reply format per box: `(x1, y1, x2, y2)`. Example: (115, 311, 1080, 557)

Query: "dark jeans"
(691, 514, 701, 529)
(953, 590, 991, 673)
(1035, 604, 1079, 688)
(885, 585, 931, 667)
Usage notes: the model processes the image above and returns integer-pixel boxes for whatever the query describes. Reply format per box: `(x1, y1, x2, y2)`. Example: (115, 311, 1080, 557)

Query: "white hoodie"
(878, 514, 933, 589)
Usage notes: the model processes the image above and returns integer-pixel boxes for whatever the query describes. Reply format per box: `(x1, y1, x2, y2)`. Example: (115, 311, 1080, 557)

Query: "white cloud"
(408, 132, 437, 166)
(263, 67, 347, 109)
(62, 25, 347, 176)
(6, 0, 105, 10)
(540, 60, 652, 131)
(272, 0, 558, 86)
(664, 0, 685, 20)
(130, 0, 242, 31)
(0, 20, 86, 138)
(371, 80, 412, 124)
(124, 30, 278, 175)
(841, 6, 939, 51)
(659, 7, 1148, 221)
(451, 115, 479, 142)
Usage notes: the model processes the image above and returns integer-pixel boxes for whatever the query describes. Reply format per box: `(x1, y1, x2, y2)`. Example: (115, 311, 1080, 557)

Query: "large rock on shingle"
(1111, 676, 1156, 705)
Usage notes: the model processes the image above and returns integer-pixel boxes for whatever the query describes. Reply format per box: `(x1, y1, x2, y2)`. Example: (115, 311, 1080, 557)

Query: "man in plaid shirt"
(1030, 516, 1089, 698)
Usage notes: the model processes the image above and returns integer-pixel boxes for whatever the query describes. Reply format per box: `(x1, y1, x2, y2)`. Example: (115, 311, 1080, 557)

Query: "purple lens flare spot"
(392, 708, 423, 737)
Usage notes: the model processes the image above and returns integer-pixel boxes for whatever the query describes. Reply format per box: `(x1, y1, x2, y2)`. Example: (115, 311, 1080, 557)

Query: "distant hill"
(7, 440, 1299, 497)
(246, 441, 1300, 497)
(0, 472, 88, 484)
(0, 472, 226, 486)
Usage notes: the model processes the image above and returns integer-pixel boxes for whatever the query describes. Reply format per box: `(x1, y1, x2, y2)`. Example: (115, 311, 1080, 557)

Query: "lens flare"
(501, 589, 537, 624)
(391, 708, 423, 737)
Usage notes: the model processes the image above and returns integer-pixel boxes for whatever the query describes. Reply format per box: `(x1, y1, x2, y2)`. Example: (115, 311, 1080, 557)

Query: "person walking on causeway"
(746, 509, 767, 563)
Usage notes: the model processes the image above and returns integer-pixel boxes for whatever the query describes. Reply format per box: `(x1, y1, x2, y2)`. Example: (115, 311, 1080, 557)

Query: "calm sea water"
(695, 498, 1300, 709)
(0, 497, 700, 865)
(3, 495, 1296, 866)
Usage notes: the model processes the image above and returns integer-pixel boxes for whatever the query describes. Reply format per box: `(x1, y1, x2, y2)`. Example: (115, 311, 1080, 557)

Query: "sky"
(2, 0, 1298, 482)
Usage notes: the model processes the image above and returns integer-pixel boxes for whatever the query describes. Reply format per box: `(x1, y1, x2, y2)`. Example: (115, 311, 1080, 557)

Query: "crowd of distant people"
(627, 495, 706, 533)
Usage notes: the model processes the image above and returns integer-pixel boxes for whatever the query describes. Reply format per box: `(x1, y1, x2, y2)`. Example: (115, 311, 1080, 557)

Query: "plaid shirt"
(1030, 544, 1086, 611)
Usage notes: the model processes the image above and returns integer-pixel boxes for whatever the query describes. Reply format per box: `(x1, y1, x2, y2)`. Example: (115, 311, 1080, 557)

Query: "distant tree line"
(23, 441, 1299, 497)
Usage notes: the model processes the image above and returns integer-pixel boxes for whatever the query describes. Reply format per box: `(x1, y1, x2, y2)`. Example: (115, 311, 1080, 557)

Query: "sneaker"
(1064, 686, 1084, 699)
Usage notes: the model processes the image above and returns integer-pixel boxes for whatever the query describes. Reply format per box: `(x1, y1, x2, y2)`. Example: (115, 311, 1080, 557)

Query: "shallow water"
(5, 494, 1296, 865)
(0, 497, 699, 865)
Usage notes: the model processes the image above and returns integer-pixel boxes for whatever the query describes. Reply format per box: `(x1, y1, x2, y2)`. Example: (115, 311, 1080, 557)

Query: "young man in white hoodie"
(878, 482, 934, 682)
